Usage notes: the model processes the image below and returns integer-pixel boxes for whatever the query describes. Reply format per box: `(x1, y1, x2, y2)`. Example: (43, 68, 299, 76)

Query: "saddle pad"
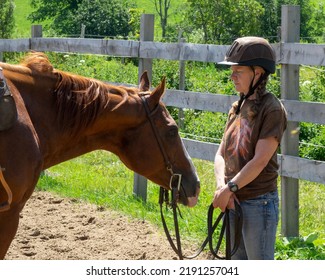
(0, 94, 17, 131)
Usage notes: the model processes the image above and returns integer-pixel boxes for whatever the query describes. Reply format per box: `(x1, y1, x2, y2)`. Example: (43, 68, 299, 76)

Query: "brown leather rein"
(141, 95, 243, 260)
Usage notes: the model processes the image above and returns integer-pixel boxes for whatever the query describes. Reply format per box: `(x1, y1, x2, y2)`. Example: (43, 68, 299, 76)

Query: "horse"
(0, 52, 200, 259)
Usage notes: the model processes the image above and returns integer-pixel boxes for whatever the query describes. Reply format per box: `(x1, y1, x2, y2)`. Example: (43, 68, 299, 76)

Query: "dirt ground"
(5, 191, 210, 260)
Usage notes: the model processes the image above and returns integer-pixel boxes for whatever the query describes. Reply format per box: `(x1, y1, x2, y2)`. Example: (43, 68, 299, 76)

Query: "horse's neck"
(41, 92, 142, 169)
(3, 66, 143, 168)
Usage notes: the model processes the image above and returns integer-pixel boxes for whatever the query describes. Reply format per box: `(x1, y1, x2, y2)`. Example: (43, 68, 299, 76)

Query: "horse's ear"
(139, 71, 150, 91)
(147, 76, 166, 110)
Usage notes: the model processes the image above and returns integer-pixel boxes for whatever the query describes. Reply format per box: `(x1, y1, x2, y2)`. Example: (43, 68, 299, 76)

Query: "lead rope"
(160, 186, 184, 258)
(207, 201, 243, 259)
(0, 167, 12, 212)
(159, 186, 243, 260)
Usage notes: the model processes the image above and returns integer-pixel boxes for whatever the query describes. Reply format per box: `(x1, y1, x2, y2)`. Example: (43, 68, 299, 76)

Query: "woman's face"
(230, 65, 255, 94)
(230, 65, 265, 95)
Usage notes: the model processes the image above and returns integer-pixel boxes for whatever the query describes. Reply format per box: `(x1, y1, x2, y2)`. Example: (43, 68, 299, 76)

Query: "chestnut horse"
(0, 52, 200, 259)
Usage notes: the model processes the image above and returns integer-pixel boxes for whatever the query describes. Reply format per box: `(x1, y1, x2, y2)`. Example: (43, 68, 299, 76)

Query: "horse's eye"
(168, 127, 178, 138)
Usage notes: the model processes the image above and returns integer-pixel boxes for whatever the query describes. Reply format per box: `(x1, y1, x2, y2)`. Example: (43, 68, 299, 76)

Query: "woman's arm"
(213, 136, 279, 211)
(231, 136, 279, 188)
(214, 140, 226, 189)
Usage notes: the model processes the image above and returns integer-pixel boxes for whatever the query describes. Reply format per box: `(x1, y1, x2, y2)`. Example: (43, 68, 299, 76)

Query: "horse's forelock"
(20, 52, 54, 74)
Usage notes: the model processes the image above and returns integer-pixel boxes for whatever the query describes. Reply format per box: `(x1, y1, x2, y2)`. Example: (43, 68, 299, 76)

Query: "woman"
(213, 36, 287, 260)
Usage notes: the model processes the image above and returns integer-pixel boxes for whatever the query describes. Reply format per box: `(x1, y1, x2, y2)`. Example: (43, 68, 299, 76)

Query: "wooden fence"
(1, 5, 324, 238)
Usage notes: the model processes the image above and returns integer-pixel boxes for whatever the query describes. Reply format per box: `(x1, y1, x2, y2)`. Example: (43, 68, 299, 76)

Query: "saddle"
(0, 67, 17, 131)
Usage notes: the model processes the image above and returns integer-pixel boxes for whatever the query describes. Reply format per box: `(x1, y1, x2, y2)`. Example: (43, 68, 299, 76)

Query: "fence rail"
(4, 38, 325, 66)
(0, 5, 324, 237)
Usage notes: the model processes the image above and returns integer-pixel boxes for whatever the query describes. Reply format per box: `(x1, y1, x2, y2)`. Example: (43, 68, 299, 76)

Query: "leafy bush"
(300, 124, 325, 161)
(275, 233, 325, 260)
(46, 52, 138, 84)
(0, 0, 15, 38)
(29, 0, 134, 38)
(300, 66, 325, 102)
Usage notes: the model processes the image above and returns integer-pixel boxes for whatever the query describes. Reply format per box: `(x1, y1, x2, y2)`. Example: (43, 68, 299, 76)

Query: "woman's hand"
(213, 185, 233, 212)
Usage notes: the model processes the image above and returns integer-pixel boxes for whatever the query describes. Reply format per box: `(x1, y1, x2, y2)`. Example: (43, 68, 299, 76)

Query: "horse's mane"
(19, 52, 139, 134)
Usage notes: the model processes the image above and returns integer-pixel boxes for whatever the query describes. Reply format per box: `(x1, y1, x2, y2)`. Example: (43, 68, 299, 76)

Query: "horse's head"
(117, 72, 200, 207)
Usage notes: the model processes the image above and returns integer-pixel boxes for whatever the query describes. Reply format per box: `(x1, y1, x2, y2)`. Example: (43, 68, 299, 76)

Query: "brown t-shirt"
(221, 92, 287, 201)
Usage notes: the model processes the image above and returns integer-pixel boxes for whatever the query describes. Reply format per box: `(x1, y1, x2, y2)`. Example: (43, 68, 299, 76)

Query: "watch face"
(231, 185, 237, 192)
(229, 182, 238, 192)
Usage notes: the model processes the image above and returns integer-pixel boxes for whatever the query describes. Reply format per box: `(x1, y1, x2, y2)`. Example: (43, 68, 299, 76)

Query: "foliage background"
(0, 0, 15, 38)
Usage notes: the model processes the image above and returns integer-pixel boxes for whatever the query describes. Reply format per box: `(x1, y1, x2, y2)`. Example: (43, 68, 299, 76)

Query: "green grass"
(36, 151, 325, 260)
(13, 0, 53, 38)
(13, 0, 34, 38)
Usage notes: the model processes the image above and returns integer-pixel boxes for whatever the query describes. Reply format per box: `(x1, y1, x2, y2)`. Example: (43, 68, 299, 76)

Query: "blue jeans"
(229, 190, 279, 260)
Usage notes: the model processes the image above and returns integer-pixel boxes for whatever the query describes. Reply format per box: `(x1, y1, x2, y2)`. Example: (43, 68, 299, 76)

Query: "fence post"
(31, 25, 43, 38)
(80, 24, 86, 38)
(133, 14, 154, 201)
(138, 14, 154, 82)
(280, 5, 300, 237)
(178, 30, 185, 129)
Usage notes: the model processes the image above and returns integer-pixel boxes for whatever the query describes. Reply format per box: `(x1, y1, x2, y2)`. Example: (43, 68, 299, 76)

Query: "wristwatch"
(228, 181, 239, 193)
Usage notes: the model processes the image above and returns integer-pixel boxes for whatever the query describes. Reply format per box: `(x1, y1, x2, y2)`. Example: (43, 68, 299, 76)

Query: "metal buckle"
(169, 173, 182, 191)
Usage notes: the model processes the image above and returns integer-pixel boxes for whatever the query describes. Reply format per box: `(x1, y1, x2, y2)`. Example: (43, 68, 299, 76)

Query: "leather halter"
(140, 95, 181, 180)
(140, 95, 243, 260)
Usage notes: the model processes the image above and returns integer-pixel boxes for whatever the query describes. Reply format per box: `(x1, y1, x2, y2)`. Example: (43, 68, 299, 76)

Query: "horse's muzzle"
(178, 181, 200, 207)
(185, 183, 200, 207)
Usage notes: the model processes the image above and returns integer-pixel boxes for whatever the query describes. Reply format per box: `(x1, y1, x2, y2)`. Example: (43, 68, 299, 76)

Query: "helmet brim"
(218, 59, 275, 74)
(217, 60, 239, 66)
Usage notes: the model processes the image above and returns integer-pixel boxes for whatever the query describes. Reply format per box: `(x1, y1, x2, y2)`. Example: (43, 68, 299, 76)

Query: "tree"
(29, 0, 81, 35)
(257, 0, 325, 42)
(128, 8, 145, 39)
(275, 0, 325, 43)
(256, 0, 279, 42)
(0, 0, 15, 38)
(73, 0, 131, 38)
(181, 0, 325, 44)
(183, 0, 264, 44)
(305, 1, 325, 42)
(152, 0, 172, 39)
(28, 0, 134, 38)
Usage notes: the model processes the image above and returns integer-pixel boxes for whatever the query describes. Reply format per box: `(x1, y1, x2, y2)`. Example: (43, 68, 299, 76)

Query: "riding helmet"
(218, 36, 276, 74)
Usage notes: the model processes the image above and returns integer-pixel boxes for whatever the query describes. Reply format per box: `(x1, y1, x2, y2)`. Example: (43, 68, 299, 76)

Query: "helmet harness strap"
(235, 67, 269, 115)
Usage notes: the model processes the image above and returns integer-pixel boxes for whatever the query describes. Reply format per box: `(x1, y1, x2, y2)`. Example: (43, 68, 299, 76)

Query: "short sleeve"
(259, 106, 287, 143)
